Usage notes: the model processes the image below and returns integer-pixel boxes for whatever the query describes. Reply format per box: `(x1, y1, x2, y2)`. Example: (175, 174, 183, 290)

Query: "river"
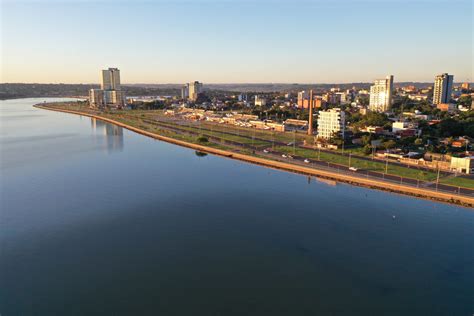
(1, 98, 473, 315)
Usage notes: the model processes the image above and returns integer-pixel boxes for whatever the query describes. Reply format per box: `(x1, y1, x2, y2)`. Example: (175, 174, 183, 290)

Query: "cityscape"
(84, 67, 473, 180)
(1, 0, 473, 315)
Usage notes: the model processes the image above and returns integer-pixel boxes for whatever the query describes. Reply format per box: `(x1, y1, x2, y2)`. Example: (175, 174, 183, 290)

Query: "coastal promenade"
(35, 104, 474, 208)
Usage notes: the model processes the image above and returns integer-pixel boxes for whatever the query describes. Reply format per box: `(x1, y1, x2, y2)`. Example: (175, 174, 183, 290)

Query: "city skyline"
(2, 0, 472, 84)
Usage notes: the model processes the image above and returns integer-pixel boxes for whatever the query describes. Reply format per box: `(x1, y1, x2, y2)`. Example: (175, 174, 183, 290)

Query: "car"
(263, 149, 269, 153)
(304, 159, 310, 163)
(288, 155, 294, 159)
(349, 167, 358, 171)
(287, 142, 294, 146)
(281, 154, 287, 158)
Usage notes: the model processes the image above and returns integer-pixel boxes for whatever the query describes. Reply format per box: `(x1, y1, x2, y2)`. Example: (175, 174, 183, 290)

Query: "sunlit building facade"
(433, 73, 454, 105)
(369, 75, 394, 112)
(317, 108, 345, 139)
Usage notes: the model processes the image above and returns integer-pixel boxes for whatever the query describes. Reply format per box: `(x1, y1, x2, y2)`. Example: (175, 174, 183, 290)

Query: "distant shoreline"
(34, 104, 474, 208)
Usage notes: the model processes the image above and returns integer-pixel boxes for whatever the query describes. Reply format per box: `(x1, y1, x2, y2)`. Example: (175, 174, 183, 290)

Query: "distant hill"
(1, 82, 463, 100)
(0, 83, 181, 100)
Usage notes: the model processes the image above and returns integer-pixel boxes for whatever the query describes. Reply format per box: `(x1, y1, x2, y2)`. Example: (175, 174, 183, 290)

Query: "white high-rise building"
(101, 68, 121, 90)
(317, 108, 345, 139)
(369, 75, 394, 112)
(433, 73, 454, 105)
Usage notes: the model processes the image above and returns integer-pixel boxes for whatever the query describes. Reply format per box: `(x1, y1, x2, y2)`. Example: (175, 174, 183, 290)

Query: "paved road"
(139, 116, 474, 197)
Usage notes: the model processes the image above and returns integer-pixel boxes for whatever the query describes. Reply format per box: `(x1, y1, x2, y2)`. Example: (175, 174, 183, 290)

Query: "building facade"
(89, 68, 125, 108)
(433, 73, 454, 105)
(254, 95, 267, 106)
(89, 89, 105, 108)
(188, 81, 203, 101)
(101, 68, 121, 90)
(369, 75, 394, 112)
(181, 84, 189, 100)
(317, 108, 345, 139)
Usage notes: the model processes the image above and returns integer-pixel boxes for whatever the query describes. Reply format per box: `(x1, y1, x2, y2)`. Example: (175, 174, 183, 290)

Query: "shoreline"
(34, 104, 474, 208)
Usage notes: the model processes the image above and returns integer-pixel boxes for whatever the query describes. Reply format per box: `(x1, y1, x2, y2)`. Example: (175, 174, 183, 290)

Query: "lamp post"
(293, 130, 296, 155)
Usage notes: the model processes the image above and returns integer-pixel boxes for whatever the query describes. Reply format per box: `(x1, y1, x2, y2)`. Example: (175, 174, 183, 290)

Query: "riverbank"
(34, 104, 474, 207)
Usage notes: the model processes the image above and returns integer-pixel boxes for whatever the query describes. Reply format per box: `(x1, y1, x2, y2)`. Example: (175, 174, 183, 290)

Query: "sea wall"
(35, 105, 474, 208)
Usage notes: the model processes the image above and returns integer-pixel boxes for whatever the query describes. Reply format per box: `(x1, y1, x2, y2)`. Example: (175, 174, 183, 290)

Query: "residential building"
(254, 95, 267, 106)
(89, 89, 104, 108)
(101, 68, 121, 90)
(436, 103, 456, 112)
(104, 90, 126, 105)
(181, 84, 189, 99)
(297, 91, 323, 109)
(297, 91, 309, 108)
(188, 81, 203, 101)
(323, 92, 341, 105)
(408, 94, 429, 101)
(369, 75, 394, 112)
(89, 67, 125, 108)
(238, 93, 248, 102)
(433, 73, 454, 105)
(317, 108, 345, 139)
(461, 82, 470, 90)
(392, 121, 418, 137)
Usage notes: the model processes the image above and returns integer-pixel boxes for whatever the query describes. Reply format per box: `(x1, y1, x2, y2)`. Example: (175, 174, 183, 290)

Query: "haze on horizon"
(1, 0, 472, 84)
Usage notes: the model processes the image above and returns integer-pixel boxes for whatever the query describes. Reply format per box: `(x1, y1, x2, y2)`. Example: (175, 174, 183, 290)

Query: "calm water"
(1, 98, 473, 315)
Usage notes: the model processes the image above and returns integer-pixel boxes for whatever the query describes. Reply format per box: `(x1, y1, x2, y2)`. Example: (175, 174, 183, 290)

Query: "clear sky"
(1, 0, 472, 84)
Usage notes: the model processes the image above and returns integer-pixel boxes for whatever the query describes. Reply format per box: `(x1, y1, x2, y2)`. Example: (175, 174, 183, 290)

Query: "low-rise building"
(284, 119, 308, 131)
(436, 103, 456, 112)
(450, 155, 474, 174)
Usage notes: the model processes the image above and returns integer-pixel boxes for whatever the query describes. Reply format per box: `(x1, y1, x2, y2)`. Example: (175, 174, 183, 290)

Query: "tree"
(362, 144, 372, 155)
(382, 140, 397, 150)
(438, 118, 464, 137)
(414, 138, 423, 146)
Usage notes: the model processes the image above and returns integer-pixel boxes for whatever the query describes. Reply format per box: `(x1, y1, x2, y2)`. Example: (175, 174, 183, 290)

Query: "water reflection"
(91, 118, 124, 153)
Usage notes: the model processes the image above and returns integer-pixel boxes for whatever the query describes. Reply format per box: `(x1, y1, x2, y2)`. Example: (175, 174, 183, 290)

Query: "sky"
(1, 0, 472, 84)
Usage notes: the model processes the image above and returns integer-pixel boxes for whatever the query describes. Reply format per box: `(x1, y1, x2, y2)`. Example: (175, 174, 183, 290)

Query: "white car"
(288, 155, 294, 159)
(281, 154, 287, 158)
(263, 149, 269, 153)
(304, 159, 310, 163)
(349, 167, 358, 171)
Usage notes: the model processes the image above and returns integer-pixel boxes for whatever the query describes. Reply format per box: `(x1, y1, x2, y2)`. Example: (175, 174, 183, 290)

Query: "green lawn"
(440, 176, 474, 189)
(275, 146, 438, 182)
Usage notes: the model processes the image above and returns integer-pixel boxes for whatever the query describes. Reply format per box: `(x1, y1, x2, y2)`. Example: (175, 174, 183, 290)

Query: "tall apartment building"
(317, 108, 345, 140)
(89, 68, 125, 108)
(188, 81, 203, 101)
(433, 73, 454, 105)
(181, 84, 189, 100)
(369, 75, 394, 112)
(101, 68, 121, 90)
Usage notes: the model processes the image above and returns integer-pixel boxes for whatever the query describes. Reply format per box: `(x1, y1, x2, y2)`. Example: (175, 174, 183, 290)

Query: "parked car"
(304, 159, 310, 163)
(349, 167, 358, 171)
